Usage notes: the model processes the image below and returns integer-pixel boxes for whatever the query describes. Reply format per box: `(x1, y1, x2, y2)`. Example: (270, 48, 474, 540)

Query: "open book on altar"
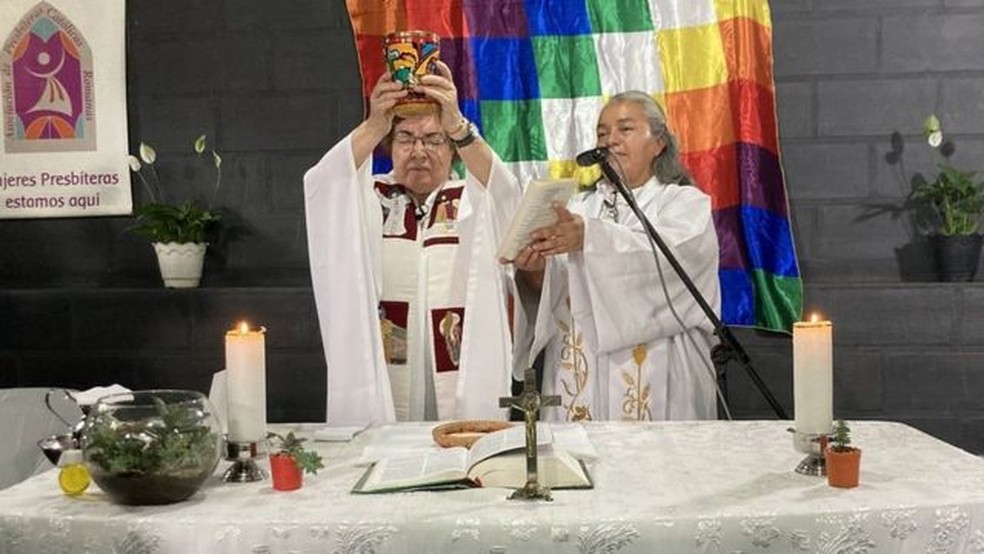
(496, 178, 577, 261)
(351, 423, 593, 493)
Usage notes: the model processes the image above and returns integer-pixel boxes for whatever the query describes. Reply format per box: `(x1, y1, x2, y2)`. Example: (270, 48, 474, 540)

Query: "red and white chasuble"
(304, 134, 521, 425)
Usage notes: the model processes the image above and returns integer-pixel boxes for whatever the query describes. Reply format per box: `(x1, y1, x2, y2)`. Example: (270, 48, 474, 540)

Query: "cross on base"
(498, 365, 561, 501)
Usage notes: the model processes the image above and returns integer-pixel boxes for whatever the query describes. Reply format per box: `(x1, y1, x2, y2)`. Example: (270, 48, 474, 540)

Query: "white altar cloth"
(2, 420, 984, 553)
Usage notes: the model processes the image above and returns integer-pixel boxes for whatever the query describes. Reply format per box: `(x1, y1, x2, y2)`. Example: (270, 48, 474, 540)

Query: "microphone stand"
(597, 160, 788, 420)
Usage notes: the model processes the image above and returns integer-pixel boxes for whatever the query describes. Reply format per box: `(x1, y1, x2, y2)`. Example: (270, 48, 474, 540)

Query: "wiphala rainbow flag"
(344, 0, 802, 332)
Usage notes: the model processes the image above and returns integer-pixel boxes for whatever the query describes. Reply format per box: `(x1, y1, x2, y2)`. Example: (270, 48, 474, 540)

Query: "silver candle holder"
(222, 437, 267, 482)
(791, 428, 830, 476)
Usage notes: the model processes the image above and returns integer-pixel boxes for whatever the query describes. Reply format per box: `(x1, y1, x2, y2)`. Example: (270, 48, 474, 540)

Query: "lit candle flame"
(810, 313, 820, 323)
(238, 321, 250, 334)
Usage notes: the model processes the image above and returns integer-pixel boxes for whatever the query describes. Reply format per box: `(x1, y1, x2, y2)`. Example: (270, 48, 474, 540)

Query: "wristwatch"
(450, 120, 479, 149)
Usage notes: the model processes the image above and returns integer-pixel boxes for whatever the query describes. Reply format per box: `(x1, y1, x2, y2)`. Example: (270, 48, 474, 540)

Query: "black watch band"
(450, 122, 479, 148)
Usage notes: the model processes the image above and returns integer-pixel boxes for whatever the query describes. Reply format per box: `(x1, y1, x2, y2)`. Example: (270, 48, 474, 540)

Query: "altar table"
(3, 420, 984, 553)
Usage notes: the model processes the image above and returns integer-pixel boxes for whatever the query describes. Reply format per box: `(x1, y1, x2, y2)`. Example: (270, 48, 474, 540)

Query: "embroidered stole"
(375, 181, 465, 420)
(541, 185, 668, 422)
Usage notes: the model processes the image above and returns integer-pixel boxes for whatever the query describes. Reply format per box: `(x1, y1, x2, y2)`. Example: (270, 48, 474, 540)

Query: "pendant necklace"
(602, 190, 619, 222)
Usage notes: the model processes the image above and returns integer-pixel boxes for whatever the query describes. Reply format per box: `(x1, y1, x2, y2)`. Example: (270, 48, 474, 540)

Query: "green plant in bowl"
(82, 390, 222, 505)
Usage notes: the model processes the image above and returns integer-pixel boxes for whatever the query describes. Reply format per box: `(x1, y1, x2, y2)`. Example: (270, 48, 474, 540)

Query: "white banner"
(0, 0, 130, 219)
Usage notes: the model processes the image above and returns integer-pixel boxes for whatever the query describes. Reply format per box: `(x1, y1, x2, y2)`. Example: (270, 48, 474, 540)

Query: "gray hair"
(607, 91, 694, 187)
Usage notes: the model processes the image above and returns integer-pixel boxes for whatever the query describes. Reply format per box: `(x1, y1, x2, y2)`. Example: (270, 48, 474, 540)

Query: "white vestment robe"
(529, 178, 720, 421)
(304, 134, 521, 425)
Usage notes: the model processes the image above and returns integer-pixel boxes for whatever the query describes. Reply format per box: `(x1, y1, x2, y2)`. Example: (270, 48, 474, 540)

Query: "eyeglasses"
(392, 131, 449, 151)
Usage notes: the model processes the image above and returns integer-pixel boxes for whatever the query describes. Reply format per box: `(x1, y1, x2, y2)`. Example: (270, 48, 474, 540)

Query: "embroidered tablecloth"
(2, 420, 984, 553)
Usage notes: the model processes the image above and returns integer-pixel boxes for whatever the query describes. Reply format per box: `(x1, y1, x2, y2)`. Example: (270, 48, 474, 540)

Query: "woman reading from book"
(507, 91, 721, 422)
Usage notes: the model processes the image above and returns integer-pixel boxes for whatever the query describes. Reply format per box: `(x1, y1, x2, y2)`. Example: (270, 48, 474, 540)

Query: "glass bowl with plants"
(81, 390, 222, 505)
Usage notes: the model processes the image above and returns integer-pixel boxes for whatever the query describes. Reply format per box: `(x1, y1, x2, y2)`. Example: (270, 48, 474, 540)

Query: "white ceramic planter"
(153, 242, 207, 288)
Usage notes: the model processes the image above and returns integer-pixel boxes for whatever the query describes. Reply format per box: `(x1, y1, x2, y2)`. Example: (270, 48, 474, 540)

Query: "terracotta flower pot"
(825, 447, 861, 488)
(270, 454, 303, 491)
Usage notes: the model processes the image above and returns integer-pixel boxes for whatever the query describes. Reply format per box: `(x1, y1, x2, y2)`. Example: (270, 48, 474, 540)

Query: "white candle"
(792, 315, 833, 435)
(225, 322, 267, 442)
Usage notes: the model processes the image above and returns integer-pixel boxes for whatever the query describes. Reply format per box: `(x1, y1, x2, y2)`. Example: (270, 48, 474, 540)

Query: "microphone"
(576, 146, 609, 167)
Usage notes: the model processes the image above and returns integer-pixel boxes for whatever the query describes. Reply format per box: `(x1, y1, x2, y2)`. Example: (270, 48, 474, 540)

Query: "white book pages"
(496, 178, 577, 261)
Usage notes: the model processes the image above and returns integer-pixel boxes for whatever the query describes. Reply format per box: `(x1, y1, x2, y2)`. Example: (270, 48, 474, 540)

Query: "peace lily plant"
(128, 135, 223, 244)
(127, 135, 223, 287)
(910, 115, 984, 236)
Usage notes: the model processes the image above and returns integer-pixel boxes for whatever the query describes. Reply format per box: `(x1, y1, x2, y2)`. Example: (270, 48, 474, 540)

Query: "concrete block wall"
(0, 0, 363, 288)
(773, 1, 984, 282)
(0, 288, 327, 423)
(736, 0, 984, 451)
(2, 1, 984, 450)
(729, 282, 984, 452)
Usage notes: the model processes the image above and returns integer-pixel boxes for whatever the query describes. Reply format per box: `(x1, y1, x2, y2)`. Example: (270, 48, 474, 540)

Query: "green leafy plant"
(829, 419, 855, 453)
(909, 115, 984, 236)
(85, 395, 220, 476)
(128, 135, 223, 243)
(268, 431, 325, 475)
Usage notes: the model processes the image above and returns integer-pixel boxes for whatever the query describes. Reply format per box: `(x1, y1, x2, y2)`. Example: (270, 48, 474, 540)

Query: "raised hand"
(352, 73, 408, 167)
(530, 203, 585, 256)
(416, 60, 466, 135)
(365, 72, 408, 137)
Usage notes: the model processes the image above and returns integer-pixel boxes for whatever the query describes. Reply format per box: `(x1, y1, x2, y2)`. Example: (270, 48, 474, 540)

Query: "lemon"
(58, 464, 90, 496)
(57, 450, 90, 496)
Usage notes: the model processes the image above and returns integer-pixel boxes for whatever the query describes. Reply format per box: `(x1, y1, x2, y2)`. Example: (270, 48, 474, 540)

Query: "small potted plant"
(127, 135, 223, 288)
(824, 419, 861, 488)
(267, 431, 324, 491)
(909, 114, 984, 281)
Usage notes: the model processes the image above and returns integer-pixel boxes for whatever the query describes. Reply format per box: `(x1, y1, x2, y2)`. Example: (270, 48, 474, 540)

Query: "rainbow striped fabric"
(344, 0, 802, 332)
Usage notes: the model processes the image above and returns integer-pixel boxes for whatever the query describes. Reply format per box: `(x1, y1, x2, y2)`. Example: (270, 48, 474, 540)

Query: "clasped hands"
(508, 203, 584, 273)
